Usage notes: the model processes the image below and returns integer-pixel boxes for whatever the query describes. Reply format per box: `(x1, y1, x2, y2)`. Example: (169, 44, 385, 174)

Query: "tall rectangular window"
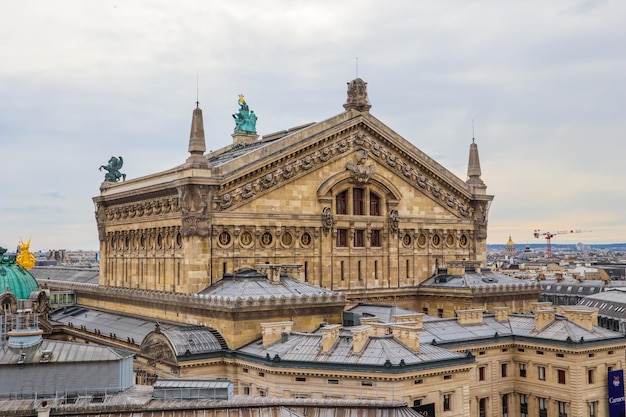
(353, 188, 365, 215)
(558, 401, 568, 417)
(336, 229, 348, 247)
(501, 363, 508, 378)
(437, 308, 444, 318)
(538, 366, 546, 381)
(369, 192, 380, 216)
(479, 366, 486, 381)
(304, 261, 308, 282)
(538, 397, 548, 417)
(358, 261, 362, 280)
(502, 393, 509, 417)
(519, 363, 527, 378)
(370, 229, 380, 247)
(520, 394, 528, 417)
(587, 368, 595, 384)
(558, 369, 566, 384)
(354, 229, 365, 247)
(374, 260, 378, 280)
(443, 394, 451, 411)
(479, 398, 487, 417)
(336, 191, 347, 214)
(589, 401, 597, 417)
(340, 261, 345, 281)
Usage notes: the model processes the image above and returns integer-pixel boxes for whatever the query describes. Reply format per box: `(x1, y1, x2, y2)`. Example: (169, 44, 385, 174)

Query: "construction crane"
(533, 229, 590, 259)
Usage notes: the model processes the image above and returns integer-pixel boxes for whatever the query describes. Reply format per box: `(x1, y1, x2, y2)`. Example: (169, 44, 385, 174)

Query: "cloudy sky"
(1, 1, 625, 252)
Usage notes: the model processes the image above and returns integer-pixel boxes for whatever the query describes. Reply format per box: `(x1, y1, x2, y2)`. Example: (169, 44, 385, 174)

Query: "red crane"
(533, 229, 590, 259)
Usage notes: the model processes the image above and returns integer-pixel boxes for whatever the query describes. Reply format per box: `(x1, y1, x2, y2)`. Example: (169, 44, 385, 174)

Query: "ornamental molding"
(213, 127, 477, 222)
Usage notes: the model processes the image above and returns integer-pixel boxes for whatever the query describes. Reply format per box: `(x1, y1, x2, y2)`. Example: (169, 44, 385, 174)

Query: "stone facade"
(93, 79, 494, 307)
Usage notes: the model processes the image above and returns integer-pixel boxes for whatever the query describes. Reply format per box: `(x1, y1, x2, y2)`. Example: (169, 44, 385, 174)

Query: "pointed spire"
(185, 103, 209, 168)
(467, 137, 485, 187)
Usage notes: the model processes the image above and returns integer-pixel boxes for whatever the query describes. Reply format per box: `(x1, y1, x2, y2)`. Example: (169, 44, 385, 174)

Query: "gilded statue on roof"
(232, 94, 258, 134)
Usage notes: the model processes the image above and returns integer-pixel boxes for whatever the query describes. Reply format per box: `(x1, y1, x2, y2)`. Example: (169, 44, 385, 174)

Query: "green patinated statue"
(99, 156, 126, 182)
(232, 94, 258, 134)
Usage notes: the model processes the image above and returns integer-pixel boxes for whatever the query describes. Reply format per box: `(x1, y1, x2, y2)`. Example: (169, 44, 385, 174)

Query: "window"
(336, 191, 347, 214)
(519, 363, 527, 378)
(538, 397, 548, 417)
(437, 308, 444, 318)
(587, 368, 595, 384)
(422, 307, 428, 315)
(501, 363, 508, 378)
(413, 399, 422, 407)
(327, 379, 339, 385)
(538, 366, 546, 381)
(336, 229, 348, 247)
(340, 261, 345, 281)
(414, 379, 423, 384)
(443, 375, 452, 380)
(369, 192, 380, 215)
(353, 188, 365, 215)
(258, 372, 265, 377)
(370, 229, 381, 247)
(443, 393, 452, 411)
(589, 401, 598, 417)
(502, 393, 509, 417)
(243, 386, 250, 395)
(558, 401, 569, 417)
(520, 394, 528, 417)
(258, 389, 266, 397)
(295, 377, 306, 382)
(479, 366, 486, 381)
(479, 398, 487, 417)
(243, 368, 249, 373)
(361, 381, 373, 387)
(536, 350, 544, 355)
(558, 369, 566, 384)
(354, 229, 365, 247)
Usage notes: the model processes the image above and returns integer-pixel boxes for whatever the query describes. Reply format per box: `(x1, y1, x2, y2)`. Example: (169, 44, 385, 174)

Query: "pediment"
(212, 113, 477, 219)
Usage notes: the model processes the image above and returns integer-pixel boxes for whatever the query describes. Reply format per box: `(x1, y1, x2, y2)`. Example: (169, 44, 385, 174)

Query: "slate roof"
(30, 266, 99, 285)
(161, 326, 226, 356)
(579, 289, 626, 319)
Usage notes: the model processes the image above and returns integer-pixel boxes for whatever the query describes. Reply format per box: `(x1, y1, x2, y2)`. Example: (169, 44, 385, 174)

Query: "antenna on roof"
(472, 119, 475, 143)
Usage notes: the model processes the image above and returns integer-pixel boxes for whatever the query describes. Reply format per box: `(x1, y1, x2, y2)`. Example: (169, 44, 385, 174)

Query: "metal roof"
(162, 327, 224, 356)
(198, 269, 343, 302)
(30, 266, 99, 285)
(238, 330, 466, 367)
(420, 270, 541, 290)
(0, 339, 133, 365)
(49, 306, 178, 344)
(154, 379, 232, 389)
(347, 304, 438, 323)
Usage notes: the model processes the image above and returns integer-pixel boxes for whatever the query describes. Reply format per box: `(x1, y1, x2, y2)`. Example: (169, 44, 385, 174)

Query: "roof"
(49, 306, 180, 344)
(198, 268, 345, 303)
(154, 379, 232, 390)
(347, 304, 438, 323)
(161, 326, 226, 356)
(238, 329, 468, 370)
(420, 270, 541, 291)
(0, 250, 39, 299)
(0, 339, 133, 365)
(30, 266, 99, 285)
(579, 289, 626, 319)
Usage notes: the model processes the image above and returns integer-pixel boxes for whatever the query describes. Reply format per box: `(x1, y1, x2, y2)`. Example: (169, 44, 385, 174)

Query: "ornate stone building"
(93, 78, 494, 309)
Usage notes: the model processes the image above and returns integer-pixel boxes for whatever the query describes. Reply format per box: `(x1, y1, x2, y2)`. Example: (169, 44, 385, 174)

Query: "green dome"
(0, 247, 39, 299)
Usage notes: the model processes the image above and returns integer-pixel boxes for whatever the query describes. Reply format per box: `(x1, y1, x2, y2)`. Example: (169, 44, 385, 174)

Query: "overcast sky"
(1, 1, 625, 252)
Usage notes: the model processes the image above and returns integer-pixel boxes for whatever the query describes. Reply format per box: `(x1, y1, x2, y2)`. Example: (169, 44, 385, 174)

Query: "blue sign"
(608, 369, 626, 417)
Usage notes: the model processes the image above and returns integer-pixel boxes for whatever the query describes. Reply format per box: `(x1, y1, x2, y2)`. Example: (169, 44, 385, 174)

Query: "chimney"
(260, 321, 293, 346)
(561, 306, 598, 331)
(456, 309, 484, 325)
(392, 313, 424, 329)
(321, 324, 341, 353)
(493, 307, 510, 322)
(534, 308, 556, 331)
(391, 324, 420, 351)
(359, 316, 379, 326)
(350, 325, 372, 353)
(531, 301, 553, 311)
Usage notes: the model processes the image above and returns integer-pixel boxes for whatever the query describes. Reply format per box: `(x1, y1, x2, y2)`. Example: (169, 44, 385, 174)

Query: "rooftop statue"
(16, 238, 36, 270)
(99, 156, 126, 182)
(232, 94, 257, 134)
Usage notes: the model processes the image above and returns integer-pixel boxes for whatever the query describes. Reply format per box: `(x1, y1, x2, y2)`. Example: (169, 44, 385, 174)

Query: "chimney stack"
(350, 325, 372, 353)
(493, 306, 510, 322)
(456, 309, 484, 325)
(392, 313, 424, 329)
(321, 324, 341, 353)
(260, 321, 293, 346)
(534, 308, 556, 331)
(391, 324, 420, 351)
(561, 306, 598, 331)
